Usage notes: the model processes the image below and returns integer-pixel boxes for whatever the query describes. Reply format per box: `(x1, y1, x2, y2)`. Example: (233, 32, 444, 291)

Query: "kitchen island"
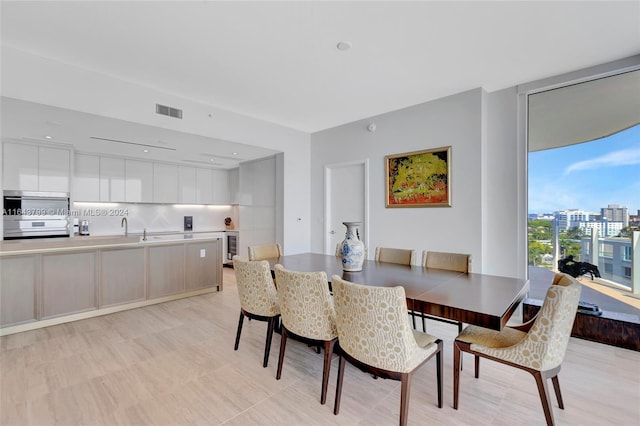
(0, 233, 223, 335)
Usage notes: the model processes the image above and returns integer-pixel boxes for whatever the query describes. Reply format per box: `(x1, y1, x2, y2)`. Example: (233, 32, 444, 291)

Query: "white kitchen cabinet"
(252, 157, 276, 207)
(195, 168, 213, 204)
(39, 147, 71, 192)
(178, 166, 197, 203)
(3, 142, 71, 192)
(228, 168, 239, 205)
(125, 159, 153, 202)
(99, 157, 125, 202)
(212, 169, 230, 204)
(2, 142, 38, 191)
(153, 163, 178, 203)
(74, 154, 100, 201)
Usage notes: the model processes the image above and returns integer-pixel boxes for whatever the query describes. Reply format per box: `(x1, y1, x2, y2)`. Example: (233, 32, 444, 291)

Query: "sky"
(528, 124, 640, 215)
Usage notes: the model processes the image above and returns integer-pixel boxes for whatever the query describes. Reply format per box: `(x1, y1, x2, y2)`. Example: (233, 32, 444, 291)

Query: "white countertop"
(0, 231, 228, 255)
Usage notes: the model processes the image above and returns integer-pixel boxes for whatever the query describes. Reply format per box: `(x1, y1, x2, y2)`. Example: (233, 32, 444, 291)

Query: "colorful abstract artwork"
(385, 146, 451, 207)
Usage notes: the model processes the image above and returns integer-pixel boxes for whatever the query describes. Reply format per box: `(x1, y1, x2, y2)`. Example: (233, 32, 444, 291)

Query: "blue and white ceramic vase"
(339, 221, 365, 272)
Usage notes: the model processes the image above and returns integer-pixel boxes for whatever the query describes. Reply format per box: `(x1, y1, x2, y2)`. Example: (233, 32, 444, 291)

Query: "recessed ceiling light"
(336, 41, 352, 51)
(45, 135, 52, 139)
(232, 152, 238, 156)
(143, 149, 149, 153)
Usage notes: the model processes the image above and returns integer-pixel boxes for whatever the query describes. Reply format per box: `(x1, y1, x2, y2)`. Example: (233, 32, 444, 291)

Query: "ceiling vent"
(156, 103, 183, 119)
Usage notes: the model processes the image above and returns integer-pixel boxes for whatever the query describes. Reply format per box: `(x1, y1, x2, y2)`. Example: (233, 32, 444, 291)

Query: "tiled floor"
(1, 267, 639, 425)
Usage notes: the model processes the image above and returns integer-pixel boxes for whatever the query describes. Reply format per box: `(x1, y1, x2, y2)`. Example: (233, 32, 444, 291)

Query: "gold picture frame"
(385, 146, 451, 207)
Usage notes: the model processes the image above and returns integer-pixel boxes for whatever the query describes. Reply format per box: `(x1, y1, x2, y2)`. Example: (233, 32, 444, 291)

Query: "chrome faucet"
(121, 217, 128, 237)
(142, 228, 147, 241)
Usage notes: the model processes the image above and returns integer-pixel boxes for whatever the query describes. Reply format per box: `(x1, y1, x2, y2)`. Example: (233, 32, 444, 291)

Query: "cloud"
(564, 147, 640, 175)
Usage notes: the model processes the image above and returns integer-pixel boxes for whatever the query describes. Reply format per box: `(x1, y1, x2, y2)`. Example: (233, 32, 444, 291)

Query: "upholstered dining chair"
(453, 272, 582, 426)
(419, 251, 472, 332)
(232, 256, 280, 368)
(273, 264, 338, 405)
(331, 275, 443, 426)
(374, 247, 419, 329)
(374, 246, 416, 265)
(248, 243, 282, 261)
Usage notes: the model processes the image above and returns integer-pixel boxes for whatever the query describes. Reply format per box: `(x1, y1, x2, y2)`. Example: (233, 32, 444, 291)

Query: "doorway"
(324, 160, 369, 256)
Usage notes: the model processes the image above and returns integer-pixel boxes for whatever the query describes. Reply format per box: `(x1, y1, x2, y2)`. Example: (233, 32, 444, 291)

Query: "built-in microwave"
(3, 190, 70, 239)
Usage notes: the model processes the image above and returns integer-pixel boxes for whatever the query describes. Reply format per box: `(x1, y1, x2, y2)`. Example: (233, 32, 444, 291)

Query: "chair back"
(332, 275, 425, 372)
(232, 256, 279, 316)
(248, 243, 282, 261)
(274, 264, 337, 340)
(374, 247, 415, 266)
(422, 251, 471, 273)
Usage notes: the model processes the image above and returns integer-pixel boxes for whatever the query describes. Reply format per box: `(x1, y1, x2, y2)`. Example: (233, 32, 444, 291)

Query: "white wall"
(1, 46, 311, 254)
(310, 89, 486, 270)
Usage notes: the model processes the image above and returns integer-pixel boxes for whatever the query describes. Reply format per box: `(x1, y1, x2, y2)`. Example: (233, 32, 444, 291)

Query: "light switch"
(200, 249, 206, 258)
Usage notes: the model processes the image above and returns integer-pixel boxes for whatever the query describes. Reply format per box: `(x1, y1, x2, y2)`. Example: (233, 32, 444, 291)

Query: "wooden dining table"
(266, 253, 529, 331)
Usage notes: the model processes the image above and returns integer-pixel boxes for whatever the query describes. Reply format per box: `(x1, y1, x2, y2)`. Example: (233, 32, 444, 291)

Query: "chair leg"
(320, 340, 336, 405)
(453, 341, 461, 409)
(474, 355, 480, 378)
(436, 341, 443, 408)
(421, 314, 426, 332)
(399, 373, 411, 426)
(410, 312, 416, 329)
(276, 327, 288, 379)
(551, 375, 564, 409)
(263, 316, 277, 368)
(533, 371, 556, 426)
(234, 312, 244, 350)
(334, 355, 346, 415)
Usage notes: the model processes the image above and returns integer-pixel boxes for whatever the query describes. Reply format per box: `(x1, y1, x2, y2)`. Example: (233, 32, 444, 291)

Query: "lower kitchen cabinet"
(185, 241, 222, 291)
(101, 247, 146, 307)
(149, 244, 185, 298)
(0, 237, 223, 333)
(42, 251, 97, 319)
(0, 256, 37, 327)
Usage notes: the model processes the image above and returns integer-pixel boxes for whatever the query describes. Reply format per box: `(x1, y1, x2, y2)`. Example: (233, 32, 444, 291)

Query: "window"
(600, 243, 614, 259)
(604, 263, 613, 274)
(527, 66, 639, 293)
(623, 266, 632, 278)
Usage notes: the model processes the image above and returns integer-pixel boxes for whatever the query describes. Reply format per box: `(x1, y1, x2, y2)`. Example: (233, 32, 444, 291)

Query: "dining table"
(266, 253, 529, 331)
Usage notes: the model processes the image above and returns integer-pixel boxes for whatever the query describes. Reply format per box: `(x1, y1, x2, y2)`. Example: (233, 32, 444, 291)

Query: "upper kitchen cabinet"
(125, 159, 153, 203)
(74, 154, 100, 201)
(3, 141, 71, 192)
(99, 157, 125, 202)
(212, 169, 230, 205)
(228, 168, 239, 205)
(153, 163, 178, 203)
(195, 168, 213, 204)
(178, 166, 197, 204)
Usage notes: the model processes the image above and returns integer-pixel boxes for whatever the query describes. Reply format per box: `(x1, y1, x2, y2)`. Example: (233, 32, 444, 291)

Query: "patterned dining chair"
(274, 264, 338, 405)
(248, 243, 282, 261)
(331, 275, 443, 426)
(419, 250, 472, 332)
(232, 256, 280, 368)
(374, 247, 419, 329)
(453, 272, 582, 426)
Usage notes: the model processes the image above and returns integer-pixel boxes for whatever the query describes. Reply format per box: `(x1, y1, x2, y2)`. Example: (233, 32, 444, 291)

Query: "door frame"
(323, 159, 370, 255)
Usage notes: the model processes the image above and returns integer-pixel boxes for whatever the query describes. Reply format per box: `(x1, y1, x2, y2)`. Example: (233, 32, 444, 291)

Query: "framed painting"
(385, 146, 451, 207)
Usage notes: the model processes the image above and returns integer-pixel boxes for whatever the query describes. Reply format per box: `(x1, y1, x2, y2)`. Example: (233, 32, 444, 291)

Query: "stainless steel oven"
(3, 190, 70, 239)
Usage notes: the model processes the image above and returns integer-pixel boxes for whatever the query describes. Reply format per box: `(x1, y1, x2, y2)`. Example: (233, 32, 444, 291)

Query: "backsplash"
(71, 202, 237, 236)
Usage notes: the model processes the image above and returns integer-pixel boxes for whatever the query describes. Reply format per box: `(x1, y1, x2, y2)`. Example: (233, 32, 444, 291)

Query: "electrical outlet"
(200, 249, 206, 258)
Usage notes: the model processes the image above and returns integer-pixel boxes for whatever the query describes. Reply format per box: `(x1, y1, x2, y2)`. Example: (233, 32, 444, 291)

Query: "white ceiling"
(1, 1, 640, 161)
